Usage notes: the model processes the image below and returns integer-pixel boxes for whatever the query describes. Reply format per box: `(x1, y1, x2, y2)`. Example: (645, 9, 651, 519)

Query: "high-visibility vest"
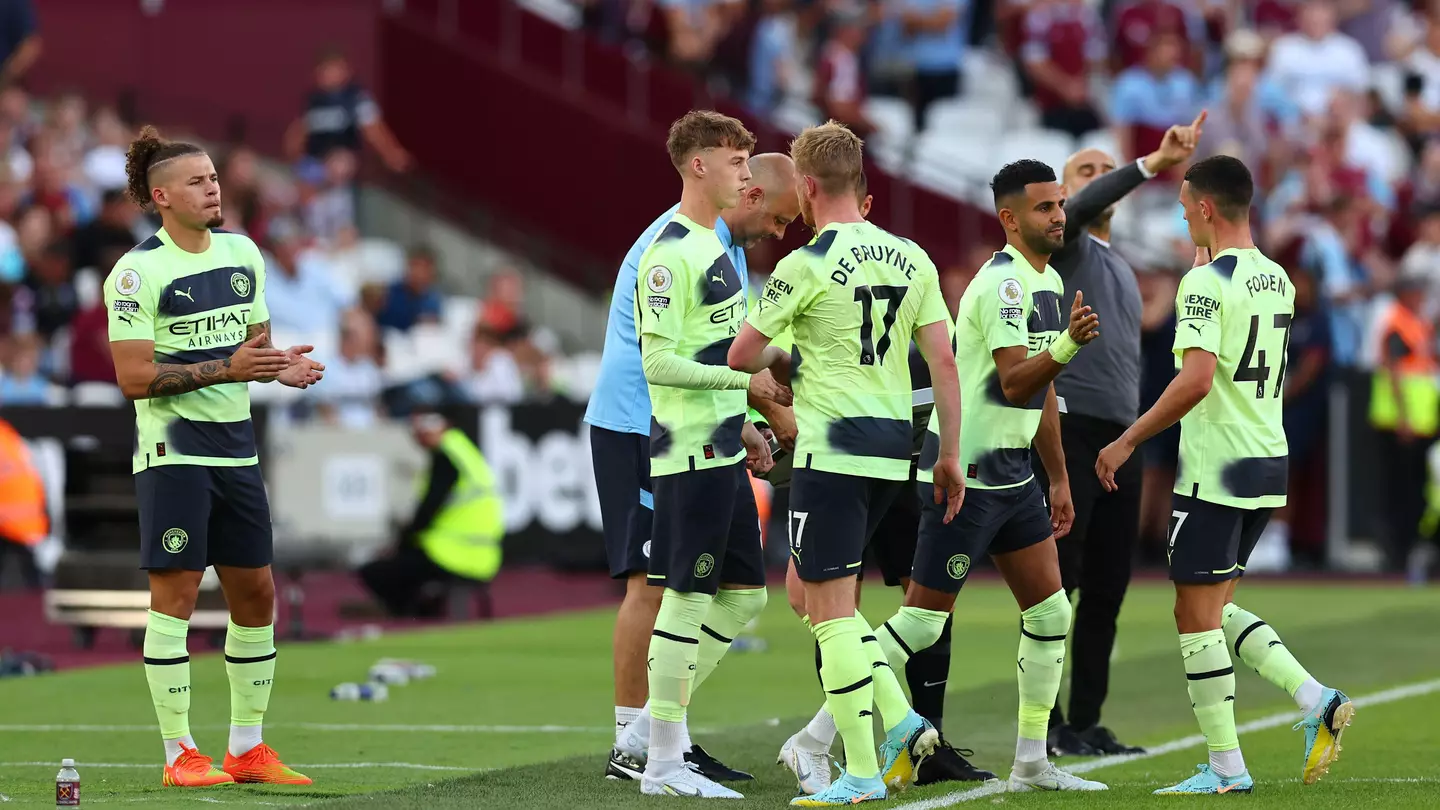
(1422, 443, 1440, 540)
(1370, 303, 1440, 437)
(417, 429, 505, 582)
(0, 419, 47, 546)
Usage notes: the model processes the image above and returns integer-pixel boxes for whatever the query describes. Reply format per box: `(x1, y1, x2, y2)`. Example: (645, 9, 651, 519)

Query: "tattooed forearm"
(247, 320, 279, 382)
(247, 320, 274, 348)
(145, 359, 233, 398)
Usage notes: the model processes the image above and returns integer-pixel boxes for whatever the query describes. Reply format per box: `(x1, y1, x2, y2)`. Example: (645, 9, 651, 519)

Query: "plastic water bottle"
(55, 758, 79, 807)
(329, 682, 388, 702)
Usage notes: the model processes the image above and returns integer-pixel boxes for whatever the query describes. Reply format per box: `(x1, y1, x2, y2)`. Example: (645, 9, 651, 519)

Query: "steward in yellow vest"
(1370, 276, 1440, 572)
(358, 413, 504, 617)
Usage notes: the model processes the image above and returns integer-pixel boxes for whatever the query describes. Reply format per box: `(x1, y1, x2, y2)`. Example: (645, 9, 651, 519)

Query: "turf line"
(891, 676, 1440, 809)
(0, 762, 474, 772)
(0, 723, 613, 734)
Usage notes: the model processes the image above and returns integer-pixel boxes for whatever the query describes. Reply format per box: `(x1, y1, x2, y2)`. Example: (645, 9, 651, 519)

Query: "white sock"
(1014, 736, 1047, 765)
(229, 724, 263, 758)
(678, 717, 693, 753)
(615, 705, 643, 745)
(799, 707, 837, 749)
(163, 735, 197, 767)
(1295, 678, 1324, 713)
(645, 717, 687, 777)
(1209, 747, 1246, 778)
(634, 703, 653, 741)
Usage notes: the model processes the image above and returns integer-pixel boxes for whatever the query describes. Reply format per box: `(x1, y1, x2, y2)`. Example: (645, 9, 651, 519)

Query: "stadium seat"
(926, 97, 1006, 137)
(913, 128, 997, 185)
(409, 324, 468, 378)
(773, 97, 821, 135)
(862, 97, 916, 145)
(991, 129, 1077, 175)
(1077, 130, 1121, 160)
(442, 295, 480, 340)
(70, 382, 124, 407)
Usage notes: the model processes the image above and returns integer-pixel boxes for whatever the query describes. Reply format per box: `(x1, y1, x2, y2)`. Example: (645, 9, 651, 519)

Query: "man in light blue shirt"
(894, 0, 967, 132)
(590, 152, 799, 783)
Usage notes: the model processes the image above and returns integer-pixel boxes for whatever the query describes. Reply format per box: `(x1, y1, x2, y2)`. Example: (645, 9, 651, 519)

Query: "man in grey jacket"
(1033, 111, 1208, 757)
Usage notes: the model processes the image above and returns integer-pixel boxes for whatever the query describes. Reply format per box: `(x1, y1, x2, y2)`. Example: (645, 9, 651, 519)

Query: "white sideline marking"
(891, 676, 1440, 809)
(0, 723, 612, 734)
(0, 761, 474, 772)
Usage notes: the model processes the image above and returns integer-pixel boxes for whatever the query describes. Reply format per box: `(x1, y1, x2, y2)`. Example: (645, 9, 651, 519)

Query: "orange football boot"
(162, 743, 236, 787)
(222, 743, 313, 785)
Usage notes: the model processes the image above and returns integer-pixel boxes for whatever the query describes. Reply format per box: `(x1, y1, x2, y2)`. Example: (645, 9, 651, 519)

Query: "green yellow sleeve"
(978, 271, 1029, 352)
(914, 275, 952, 329)
(105, 265, 156, 343)
(748, 253, 817, 339)
(636, 246, 691, 344)
(1173, 266, 1223, 359)
(247, 239, 270, 324)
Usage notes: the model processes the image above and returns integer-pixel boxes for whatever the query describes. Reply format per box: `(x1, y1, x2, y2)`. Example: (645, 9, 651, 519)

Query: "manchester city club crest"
(231, 272, 252, 298)
(162, 528, 189, 554)
(694, 553, 715, 579)
(947, 553, 971, 580)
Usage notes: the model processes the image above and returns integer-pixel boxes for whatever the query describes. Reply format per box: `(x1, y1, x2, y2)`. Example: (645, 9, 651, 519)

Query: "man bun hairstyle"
(1183, 155, 1254, 221)
(124, 125, 206, 209)
(990, 159, 1056, 210)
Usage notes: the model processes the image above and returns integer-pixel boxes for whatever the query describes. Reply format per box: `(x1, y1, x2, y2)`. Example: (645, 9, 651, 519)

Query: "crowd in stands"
(577, 0, 1440, 566)
(0, 50, 570, 417)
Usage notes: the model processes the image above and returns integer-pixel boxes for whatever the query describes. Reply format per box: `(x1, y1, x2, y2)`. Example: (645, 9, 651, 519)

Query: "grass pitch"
(0, 580, 1437, 808)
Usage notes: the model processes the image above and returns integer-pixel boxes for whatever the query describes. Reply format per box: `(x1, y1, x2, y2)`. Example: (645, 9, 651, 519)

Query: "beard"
(1025, 228, 1063, 256)
(205, 211, 225, 228)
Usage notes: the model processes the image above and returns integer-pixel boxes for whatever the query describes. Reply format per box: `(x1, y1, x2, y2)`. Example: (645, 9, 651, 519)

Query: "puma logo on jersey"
(1188, 322, 1203, 334)
(711, 274, 726, 286)
(174, 288, 194, 302)
(117, 314, 134, 325)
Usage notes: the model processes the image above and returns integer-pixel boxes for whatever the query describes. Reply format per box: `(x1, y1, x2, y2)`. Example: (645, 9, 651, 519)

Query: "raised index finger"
(1191, 109, 1207, 132)
(1072, 290, 1084, 311)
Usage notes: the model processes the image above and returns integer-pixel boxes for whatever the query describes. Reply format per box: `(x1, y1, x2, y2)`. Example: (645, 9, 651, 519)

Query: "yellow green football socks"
(225, 620, 276, 756)
(144, 610, 194, 764)
(815, 617, 879, 779)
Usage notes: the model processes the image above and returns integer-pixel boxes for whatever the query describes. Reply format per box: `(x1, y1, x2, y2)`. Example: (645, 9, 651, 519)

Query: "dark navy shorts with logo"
(648, 460, 764, 595)
(911, 477, 1052, 594)
(1166, 493, 1273, 584)
(136, 463, 273, 571)
(789, 468, 905, 583)
(589, 426, 655, 580)
(862, 477, 921, 587)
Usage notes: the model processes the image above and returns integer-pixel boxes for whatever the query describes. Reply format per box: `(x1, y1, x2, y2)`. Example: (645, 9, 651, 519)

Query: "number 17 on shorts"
(788, 510, 808, 563)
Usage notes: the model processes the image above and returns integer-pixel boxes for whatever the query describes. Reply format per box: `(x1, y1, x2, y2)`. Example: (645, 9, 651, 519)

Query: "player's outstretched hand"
(1155, 110, 1207, 169)
(1049, 480, 1075, 539)
(748, 368, 793, 407)
(227, 333, 290, 382)
(1068, 290, 1100, 345)
(741, 421, 774, 476)
(931, 456, 966, 524)
(277, 345, 326, 389)
(1094, 438, 1135, 493)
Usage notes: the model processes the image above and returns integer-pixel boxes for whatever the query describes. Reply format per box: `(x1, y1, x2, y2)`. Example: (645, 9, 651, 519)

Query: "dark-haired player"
(1095, 155, 1353, 795)
(872, 159, 1106, 793)
(106, 126, 324, 788)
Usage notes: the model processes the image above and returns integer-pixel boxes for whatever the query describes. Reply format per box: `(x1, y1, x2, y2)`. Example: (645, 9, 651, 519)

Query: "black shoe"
(604, 747, 644, 780)
(915, 737, 998, 785)
(685, 744, 753, 782)
(1074, 725, 1144, 755)
(1047, 724, 1098, 758)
